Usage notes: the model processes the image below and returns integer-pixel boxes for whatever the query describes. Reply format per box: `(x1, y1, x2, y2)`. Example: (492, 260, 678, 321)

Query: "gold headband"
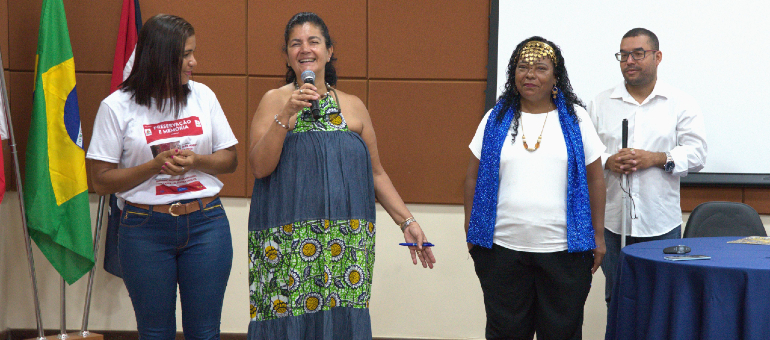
(519, 41, 557, 67)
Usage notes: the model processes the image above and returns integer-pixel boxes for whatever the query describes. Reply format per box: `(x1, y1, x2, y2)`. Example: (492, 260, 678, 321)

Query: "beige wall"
(3, 194, 769, 338)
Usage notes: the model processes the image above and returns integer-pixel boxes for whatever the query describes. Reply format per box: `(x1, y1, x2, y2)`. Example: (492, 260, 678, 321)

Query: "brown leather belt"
(126, 195, 218, 217)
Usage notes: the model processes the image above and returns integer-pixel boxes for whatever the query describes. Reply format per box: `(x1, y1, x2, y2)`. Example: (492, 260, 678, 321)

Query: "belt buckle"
(169, 202, 182, 216)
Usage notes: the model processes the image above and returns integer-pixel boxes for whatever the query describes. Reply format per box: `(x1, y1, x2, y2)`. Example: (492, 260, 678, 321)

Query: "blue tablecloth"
(606, 237, 770, 340)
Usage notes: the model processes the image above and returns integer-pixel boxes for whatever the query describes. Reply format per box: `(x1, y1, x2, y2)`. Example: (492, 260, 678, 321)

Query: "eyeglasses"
(615, 50, 658, 62)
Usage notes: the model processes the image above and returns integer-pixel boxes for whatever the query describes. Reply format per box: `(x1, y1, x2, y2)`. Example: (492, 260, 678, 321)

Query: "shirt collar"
(610, 81, 671, 105)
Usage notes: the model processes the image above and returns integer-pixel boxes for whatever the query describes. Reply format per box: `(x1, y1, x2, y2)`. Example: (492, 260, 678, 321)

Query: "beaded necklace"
(520, 112, 549, 151)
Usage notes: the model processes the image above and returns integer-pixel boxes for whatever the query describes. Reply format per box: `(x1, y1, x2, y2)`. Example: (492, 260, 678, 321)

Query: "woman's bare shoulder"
(262, 83, 294, 102)
(333, 88, 366, 112)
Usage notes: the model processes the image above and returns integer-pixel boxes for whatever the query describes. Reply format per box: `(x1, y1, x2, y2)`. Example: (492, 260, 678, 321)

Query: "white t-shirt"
(469, 105, 605, 252)
(87, 81, 238, 205)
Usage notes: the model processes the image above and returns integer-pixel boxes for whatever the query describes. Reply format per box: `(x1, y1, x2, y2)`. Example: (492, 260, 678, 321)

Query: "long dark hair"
(282, 12, 338, 86)
(496, 36, 584, 142)
(120, 14, 195, 117)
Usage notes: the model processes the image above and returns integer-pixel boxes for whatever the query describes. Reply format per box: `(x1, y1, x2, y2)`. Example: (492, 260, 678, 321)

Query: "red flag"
(110, 0, 142, 93)
(0, 79, 7, 204)
(0, 139, 5, 204)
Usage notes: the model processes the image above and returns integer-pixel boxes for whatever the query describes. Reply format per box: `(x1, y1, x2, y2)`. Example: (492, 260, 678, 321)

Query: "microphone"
(621, 118, 628, 149)
(301, 70, 321, 120)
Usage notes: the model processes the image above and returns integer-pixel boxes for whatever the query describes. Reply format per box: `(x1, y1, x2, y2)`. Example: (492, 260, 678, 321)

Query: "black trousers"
(470, 244, 593, 340)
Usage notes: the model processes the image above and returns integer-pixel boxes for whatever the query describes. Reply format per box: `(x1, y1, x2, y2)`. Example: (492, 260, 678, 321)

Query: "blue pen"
(399, 242, 435, 247)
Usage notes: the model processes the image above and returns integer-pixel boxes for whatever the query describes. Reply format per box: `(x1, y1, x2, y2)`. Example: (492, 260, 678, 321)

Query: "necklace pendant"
(519, 112, 547, 152)
(522, 136, 538, 151)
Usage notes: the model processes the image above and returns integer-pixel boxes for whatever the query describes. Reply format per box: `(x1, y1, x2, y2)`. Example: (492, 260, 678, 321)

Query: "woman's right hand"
(280, 83, 320, 121)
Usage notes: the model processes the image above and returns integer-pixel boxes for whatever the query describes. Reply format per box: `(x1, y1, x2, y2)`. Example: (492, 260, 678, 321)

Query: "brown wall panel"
(9, 1, 123, 72)
(6, 72, 34, 191)
(680, 187, 743, 212)
(335, 79, 367, 106)
(140, 0, 247, 75)
(744, 188, 770, 215)
(368, 0, 489, 80)
(193, 76, 248, 197)
(8, 0, 40, 71)
(0, 0, 8, 67)
(368, 80, 485, 204)
(247, 0, 367, 78)
(64, 2, 123, 72)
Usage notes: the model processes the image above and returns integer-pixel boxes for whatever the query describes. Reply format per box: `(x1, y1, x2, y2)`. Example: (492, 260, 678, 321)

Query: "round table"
(606, 236, 770, 340)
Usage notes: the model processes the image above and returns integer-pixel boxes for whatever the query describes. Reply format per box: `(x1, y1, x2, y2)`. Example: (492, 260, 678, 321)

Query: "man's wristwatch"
(664, 151, 675, 172)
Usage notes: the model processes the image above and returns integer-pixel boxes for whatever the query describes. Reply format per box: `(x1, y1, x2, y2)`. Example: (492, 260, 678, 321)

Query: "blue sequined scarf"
(467, 90, 595, 252)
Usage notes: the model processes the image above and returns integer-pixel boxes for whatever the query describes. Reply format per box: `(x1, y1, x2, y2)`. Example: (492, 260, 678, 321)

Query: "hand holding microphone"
(301, 70, 321, 120)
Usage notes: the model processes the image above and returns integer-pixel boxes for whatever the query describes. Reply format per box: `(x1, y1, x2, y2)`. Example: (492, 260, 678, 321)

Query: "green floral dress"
(248, 94, 376, 339)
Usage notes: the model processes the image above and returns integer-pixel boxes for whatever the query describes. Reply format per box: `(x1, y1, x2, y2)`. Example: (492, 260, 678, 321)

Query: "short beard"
(624, 70, 655, 87)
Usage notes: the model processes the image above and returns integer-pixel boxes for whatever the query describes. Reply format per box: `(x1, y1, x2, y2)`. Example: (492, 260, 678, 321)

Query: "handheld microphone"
(621, 118, 628, 149)
(301, 70, 321, 120)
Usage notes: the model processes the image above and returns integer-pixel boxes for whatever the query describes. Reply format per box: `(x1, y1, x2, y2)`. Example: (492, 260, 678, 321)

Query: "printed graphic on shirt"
(144, 117, 207, 196)
(150, 141, 181, 157)
(144, 117, 203, 144)
(156, 180, 206, 195)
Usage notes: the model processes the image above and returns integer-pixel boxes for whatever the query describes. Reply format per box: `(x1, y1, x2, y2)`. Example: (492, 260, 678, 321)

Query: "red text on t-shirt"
(144, 117, 203, 143)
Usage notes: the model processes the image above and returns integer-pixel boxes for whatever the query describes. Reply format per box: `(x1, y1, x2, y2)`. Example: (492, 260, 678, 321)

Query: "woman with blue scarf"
(464, 37, 606, 339)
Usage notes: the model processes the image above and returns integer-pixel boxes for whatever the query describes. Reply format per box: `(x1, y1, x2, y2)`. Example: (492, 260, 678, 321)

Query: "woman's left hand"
(402, 222, 436, 269)
(591, 241, 606, 274)
(161, 149, 198, 176)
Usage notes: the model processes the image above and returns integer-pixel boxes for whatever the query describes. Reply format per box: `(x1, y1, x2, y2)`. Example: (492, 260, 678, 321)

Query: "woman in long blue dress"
(246, 12, 436, 339)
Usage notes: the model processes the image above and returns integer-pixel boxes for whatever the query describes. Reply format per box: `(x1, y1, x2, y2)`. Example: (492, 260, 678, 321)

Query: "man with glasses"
(587, 28, 707, 308)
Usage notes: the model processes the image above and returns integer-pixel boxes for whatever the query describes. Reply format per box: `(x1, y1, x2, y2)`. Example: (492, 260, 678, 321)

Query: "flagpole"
(80, 195, 105, 337)
(59, 278, 68, 339)
(0, 46, 46, 340)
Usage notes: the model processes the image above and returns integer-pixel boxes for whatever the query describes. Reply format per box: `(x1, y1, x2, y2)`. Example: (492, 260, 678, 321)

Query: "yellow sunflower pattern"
(248, 218, 375, 321)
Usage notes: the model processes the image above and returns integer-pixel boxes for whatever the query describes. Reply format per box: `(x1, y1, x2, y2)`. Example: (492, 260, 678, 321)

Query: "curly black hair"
(495, 36, 584, 143)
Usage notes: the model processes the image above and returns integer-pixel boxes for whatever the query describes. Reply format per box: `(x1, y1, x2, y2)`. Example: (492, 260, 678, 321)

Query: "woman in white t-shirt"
(87, 14, 237, 339)
(464, 37, 606, 340)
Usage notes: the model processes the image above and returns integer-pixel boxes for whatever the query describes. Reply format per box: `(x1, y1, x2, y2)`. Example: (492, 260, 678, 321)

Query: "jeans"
(118, 197, 233, 340)
(601, 225, 681, 305)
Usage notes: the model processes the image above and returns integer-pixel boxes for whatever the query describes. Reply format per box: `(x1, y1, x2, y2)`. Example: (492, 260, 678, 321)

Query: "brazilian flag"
(24, 0, 93, 285)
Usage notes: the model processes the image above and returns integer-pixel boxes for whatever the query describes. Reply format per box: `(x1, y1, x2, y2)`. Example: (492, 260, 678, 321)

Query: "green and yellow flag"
(24, 0, 93, 285)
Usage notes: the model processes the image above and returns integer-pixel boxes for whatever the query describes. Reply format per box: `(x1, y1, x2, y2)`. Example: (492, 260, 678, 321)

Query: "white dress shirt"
(587, 82, 707, 237)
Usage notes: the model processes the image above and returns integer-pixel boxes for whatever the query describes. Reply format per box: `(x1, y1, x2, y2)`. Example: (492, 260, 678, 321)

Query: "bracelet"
(398, 217, 416, 233)
(274, 114, 289, 130)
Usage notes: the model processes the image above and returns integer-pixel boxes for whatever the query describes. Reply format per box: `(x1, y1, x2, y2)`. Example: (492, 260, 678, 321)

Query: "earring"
(552, 85, 558, 99)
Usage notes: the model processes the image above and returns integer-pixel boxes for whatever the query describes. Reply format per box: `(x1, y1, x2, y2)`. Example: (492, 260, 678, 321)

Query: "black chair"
(683, 201, 766, 238)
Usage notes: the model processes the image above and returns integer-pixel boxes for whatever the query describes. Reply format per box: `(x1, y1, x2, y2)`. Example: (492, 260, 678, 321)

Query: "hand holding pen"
(400, 219, 436, 269)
